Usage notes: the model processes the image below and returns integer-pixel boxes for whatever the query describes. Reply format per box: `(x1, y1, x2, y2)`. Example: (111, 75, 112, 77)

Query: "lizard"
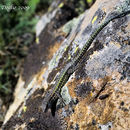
(42, 9, 130, 116)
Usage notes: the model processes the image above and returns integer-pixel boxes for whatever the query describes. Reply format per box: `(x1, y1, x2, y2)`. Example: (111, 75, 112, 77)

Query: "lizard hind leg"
(43, 92, 65, 116)
(55, 91, 66, 106)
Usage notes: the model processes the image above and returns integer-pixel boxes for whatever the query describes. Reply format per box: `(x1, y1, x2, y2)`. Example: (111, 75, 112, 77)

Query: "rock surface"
(2, 0, 130, 130)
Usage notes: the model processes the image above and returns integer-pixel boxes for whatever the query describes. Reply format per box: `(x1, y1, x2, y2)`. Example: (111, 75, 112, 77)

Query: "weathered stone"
(2, 0, 130, 129)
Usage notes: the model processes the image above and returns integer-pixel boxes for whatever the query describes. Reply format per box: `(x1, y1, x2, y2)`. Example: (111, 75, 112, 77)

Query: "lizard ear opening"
(51, 98, 58, 116)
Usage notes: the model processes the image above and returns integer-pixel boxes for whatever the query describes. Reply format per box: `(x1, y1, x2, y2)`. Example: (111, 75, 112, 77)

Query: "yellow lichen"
(56, 55, 59, 62)
(74, 41, 78, 45)
(58, 2, 64, 8)
(74, 46, 79, 53)
(68, 54, 71, 60)
(23, 106, 27, 112)
(92, 15, 97, 24)
(90, 91, 93, 97)
(86, 0, 93, 4)
(64, 45, 69, 51)
(35, 37, 39, 44)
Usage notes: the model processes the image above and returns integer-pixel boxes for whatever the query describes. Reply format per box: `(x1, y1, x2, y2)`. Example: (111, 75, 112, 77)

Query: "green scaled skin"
(42, 9, 130, 116)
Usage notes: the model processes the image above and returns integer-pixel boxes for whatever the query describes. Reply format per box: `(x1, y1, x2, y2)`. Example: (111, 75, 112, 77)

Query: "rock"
(2, 0, 130, 129)
(0, 98, 7, 127)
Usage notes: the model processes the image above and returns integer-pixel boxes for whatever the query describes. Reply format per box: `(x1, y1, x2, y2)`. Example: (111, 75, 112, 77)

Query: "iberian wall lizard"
(42, 9, 130, 116)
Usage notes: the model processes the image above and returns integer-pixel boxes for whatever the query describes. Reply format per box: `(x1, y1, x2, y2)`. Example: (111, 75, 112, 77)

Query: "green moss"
(62, 15, 82, 35)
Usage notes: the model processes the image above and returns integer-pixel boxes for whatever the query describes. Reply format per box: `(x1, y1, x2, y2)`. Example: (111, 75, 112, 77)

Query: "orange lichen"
(36, 67, 47, 86)
(67, 78, 81, 98)
(48, 42, 62, 60)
